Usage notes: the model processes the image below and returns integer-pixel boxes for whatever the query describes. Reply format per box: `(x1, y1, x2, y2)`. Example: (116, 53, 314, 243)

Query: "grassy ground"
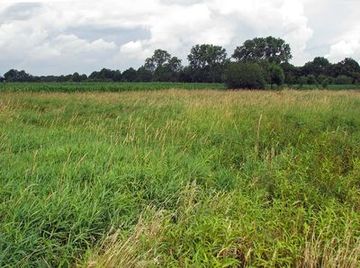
(0, 82, 225, 92)
(1, 82, 359, 93)
(0, 89, 359, 267)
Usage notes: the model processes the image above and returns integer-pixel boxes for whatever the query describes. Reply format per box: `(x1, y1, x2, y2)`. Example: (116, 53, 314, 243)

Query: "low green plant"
(0, 89, 359, 267)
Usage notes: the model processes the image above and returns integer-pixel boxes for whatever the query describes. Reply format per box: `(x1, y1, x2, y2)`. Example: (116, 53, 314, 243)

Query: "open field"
(0, 82, 226, 92)
(0, 89, 360, 267)
(1, 82, 360, 93)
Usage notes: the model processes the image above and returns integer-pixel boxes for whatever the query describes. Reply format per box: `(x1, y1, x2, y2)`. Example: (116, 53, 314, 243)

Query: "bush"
(306, 75, 318, 85)
(321, 78, 329, 88)
(335, 75, 353, 84)
(297, 76, 307, 87)
(269, 64, 285, 88)
(224, 63, 266, 89)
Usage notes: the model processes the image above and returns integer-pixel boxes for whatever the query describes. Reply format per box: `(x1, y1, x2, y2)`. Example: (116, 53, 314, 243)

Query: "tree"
(233, 36, 292, 64)
(306, 75, 318, 85)
(4, 69, 33, 82)
(154, 56, 182, 82)
(0, 75, 4, 82)
(188, 44, 228, 82)
(298, 76, 307, 88)
(136, 66, 153, 82)
(145, 49, 172, 72)
(88, 68, 121, 81)
(302, 57, 331, 77)
(113, 70, 122, 82)
(331, 58, 360, 82)
(268, 64, 285, 88)
(321, 78, 329, 88)
(281, 62, 301, 84)
(122, 68, 137, 82)
(335, 75, 353, 85)
(224, 62, 266, 89)
(72, 72, 81, 82)
(144, 50, 182, 81)
(80, 74, 88, 82)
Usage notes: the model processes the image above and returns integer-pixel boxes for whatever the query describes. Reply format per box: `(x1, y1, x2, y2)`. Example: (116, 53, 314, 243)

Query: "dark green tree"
(144, 50, 182, 81)
(122, 68, 137, 82)
(268, 64, 285, 88)
(335, 75, 353, 84)
(224, 62, 266, 89)
(188, 44, 228, 82)
(144, 49, 172, 72)
(306, 75, 318, 85)
(136, 66, 153, 82)
(233, 36, 292, 64)
(4, 69, 33, 82)
(302, 57, 331, 77)
(331, 58, 360, 82)
(72, 72, 81, 82)
(281, 62, 301, 84)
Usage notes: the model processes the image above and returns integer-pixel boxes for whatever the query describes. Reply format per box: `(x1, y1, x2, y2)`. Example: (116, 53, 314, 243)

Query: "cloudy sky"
(0, 0, 359, 75)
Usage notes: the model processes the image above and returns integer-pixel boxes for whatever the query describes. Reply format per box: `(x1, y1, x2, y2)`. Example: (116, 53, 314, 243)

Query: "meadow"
(0, 82, 359, 93)
(0, 88, 359, 267)
(0, 82, 225, 93)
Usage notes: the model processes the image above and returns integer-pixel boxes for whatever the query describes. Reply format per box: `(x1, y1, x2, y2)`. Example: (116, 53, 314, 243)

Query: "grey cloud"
(0, 2, 43, 22)
(64, 25, 151, 45)
(160, 0, 204, 5)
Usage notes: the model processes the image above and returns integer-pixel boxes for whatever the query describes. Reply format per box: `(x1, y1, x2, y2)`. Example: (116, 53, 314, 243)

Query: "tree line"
(1, 36, 360, 88)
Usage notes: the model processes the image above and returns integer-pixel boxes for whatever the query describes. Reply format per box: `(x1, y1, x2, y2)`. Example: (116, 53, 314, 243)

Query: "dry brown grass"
(297, 224, 360, 268)
(81, 209, 167, 268)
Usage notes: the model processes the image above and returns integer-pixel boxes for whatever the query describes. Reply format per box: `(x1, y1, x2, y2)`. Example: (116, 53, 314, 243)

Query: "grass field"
(0, 82, 226, 92)
(0, 89, 360, 267)
(1, 82, 359, 92)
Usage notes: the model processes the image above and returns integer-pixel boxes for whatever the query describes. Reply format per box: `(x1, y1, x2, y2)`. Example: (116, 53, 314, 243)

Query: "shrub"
(269, 64, 285, 88)
(335, 75, 353, 84)
(307, 75, 318, 85)
(224, 63, 266, 89)
(298, 76, 307, 88)
(321, 78, 329, 88)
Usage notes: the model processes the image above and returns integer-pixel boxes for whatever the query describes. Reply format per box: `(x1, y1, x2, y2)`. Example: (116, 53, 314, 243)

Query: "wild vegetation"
(1, 36, 360, 88)
(1, 89, 359, 267)
(0, 82, 225, 93)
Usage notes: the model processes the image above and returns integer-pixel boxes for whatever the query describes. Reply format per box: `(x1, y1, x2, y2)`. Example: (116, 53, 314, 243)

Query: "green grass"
(0, 89, 360, 267)
(290, 84, 360, 90)
(0, 82, 225, 92)
(1, 82, 359, 93)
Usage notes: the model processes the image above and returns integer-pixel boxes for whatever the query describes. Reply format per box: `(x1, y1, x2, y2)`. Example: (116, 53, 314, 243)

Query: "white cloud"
(0, 0, 359, 75)
(327, 26, 360, 62)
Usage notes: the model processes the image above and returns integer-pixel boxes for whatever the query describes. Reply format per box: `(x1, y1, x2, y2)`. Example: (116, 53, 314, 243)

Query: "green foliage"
(1, 90, 360, 267)
(268, 64, 285, 88)
(303, 57, 331, 76)
(335, 75, 353, 85)
(121, 68, 138, 82)
(187, 44, 228, 82)
(224, 62, 266, 89)
(307, 74, 318, 85)
(233, 36, 292, 64)
(321, 78, 330, 88)
(144, 49, 183, 82)
(0, 82, 225, 92)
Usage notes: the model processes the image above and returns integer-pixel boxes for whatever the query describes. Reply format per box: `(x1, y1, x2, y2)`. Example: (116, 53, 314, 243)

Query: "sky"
(0, 0, 359, 75)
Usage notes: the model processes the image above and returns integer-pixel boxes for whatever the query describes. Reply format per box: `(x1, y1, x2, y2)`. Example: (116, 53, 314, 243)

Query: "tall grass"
(0, 89, 359, 267)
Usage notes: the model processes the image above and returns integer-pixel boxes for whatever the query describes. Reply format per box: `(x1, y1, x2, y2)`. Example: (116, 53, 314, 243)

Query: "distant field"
(0, 89, 359, 267)
(291, 84, 360, 90)
(0, 82, 226, 92)
(1, 82, 359, 93)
